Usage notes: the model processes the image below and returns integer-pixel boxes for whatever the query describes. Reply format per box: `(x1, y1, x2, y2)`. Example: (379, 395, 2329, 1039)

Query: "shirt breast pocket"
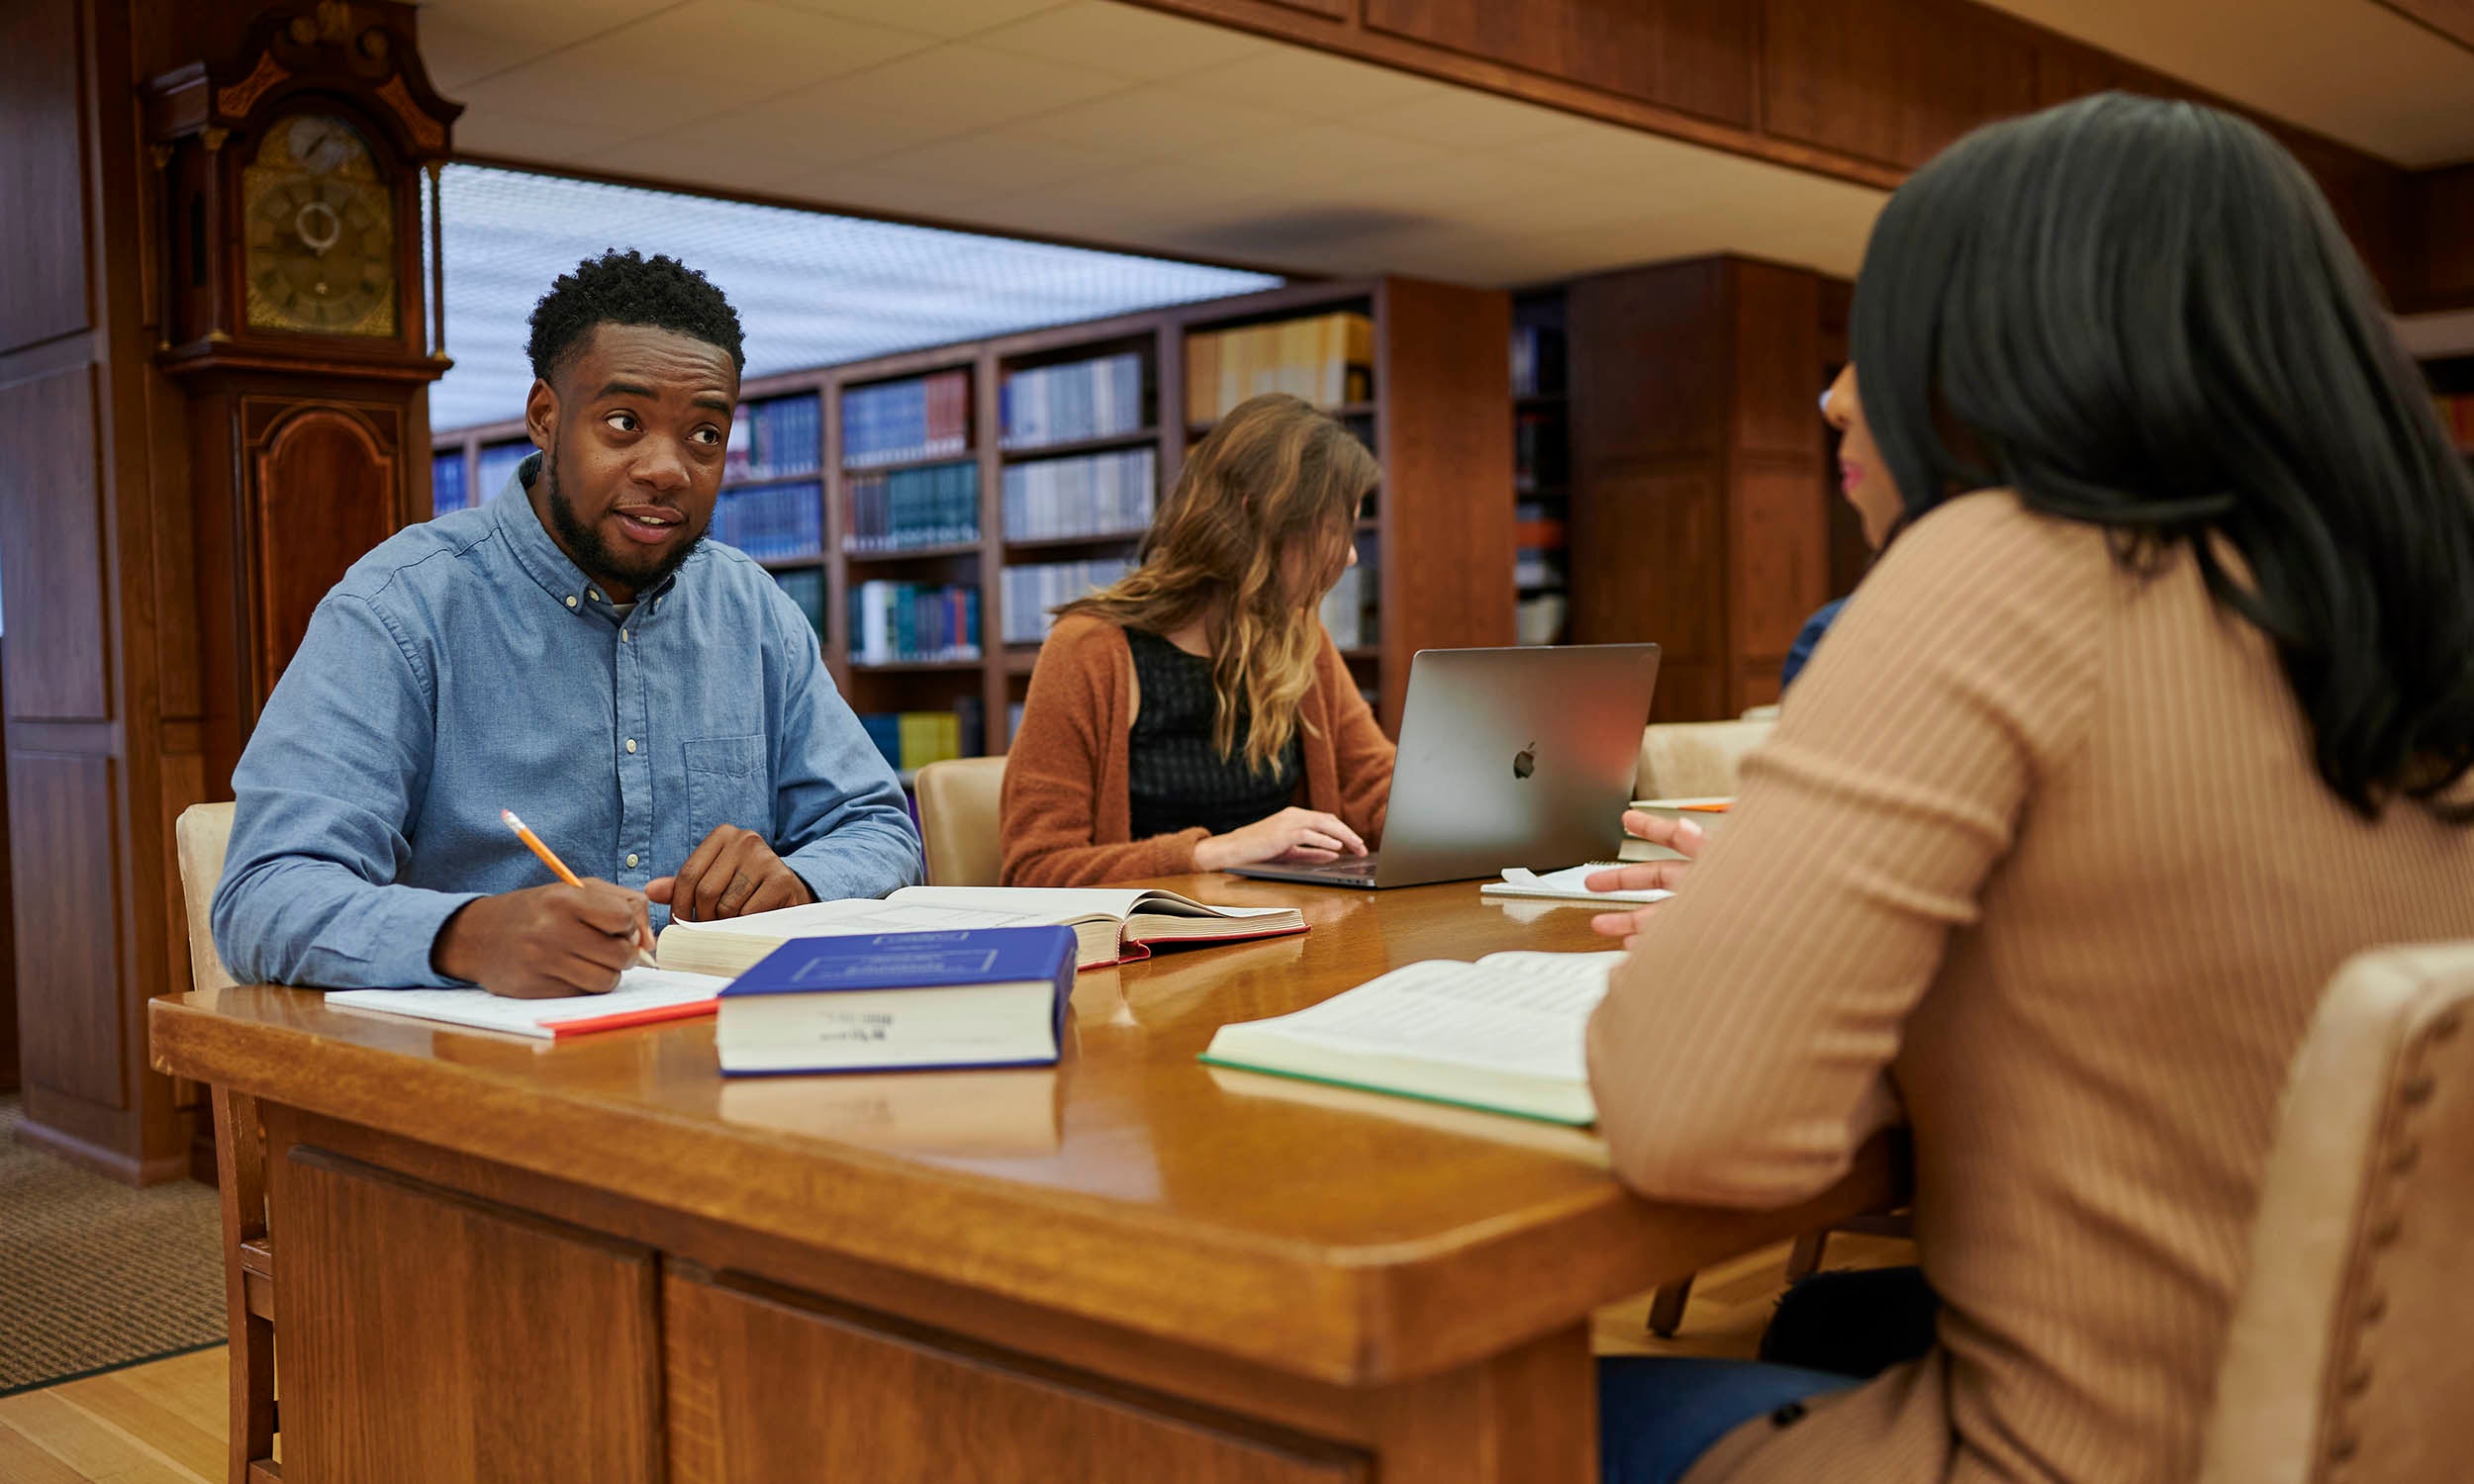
(684, 733, 773, 838)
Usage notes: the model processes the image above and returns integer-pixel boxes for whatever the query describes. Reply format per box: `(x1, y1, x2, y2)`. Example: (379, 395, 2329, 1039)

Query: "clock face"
(241, 115, 397, 338)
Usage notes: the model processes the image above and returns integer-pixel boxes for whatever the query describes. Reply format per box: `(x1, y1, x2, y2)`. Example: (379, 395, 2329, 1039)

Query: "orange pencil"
(501, 808, 659, 969)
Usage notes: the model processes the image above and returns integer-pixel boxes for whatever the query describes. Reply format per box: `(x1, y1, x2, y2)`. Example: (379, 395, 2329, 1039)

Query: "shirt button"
(625, 738, 637, 753)
(590, 589, 603, 601)
(564, 595, 578, 608)
(620, 629, 629, 642)
(626, 853, 639, 869)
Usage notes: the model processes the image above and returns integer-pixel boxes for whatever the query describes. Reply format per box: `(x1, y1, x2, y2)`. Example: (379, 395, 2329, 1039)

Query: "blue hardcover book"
(714, 925, 1077, 1076)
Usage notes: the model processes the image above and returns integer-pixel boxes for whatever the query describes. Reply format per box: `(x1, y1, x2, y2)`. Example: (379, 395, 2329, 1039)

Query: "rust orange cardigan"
(999, 614, 1395, 887)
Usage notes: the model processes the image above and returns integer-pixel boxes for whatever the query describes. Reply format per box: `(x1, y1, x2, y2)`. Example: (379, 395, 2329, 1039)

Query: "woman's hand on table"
(1585, 810, 1707, 947)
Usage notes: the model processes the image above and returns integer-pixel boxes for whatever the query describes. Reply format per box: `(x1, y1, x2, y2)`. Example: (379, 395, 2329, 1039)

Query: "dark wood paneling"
(248, 403, 398, 687)
(666, 1273, 1367, 1483)
(1761, 0, 2040, 169)
(0, 366, 111, 720)
(10, 751, 122, 1106)
(0, 0, 88, 353)
(1567, 260, 1727, 460)
(1568, 464, 1724, 652)
(1364, 0, 1756, 127)
(275, 1147, 662, 1484)
(1375, 277, 1514, 727)
(1736, 460, 1830, 656)
(2403, 164, 2474, 312)
(1732, 262, 1821, 456)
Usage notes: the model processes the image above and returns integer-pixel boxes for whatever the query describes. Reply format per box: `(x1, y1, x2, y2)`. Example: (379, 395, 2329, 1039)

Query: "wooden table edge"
(151, 990, 1903, 1385)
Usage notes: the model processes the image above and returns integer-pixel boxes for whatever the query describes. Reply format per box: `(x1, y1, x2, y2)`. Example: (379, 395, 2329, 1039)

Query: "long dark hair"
(1853, 92, 2474, 820)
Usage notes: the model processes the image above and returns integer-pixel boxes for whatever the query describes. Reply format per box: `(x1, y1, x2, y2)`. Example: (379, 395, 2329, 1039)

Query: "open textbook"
(1198, 951, 1626, 1125)
(656, 885, 1304, 977)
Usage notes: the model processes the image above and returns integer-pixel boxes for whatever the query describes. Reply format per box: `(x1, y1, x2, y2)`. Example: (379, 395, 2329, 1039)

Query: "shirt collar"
(489, 451, 686, 619)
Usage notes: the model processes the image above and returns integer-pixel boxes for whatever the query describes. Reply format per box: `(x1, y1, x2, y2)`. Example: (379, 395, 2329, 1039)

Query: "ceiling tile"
(1179, 46, 1440, 121)
(556, 2, 935, 95)
(1012, 84, 1294, 157)
(972, 1, 1270, 80)
(751, 0, 1069, 40)
(755, 41, 1130, 135)
(858, 130, 1127, 191)
(1341, 86, 1592, 151)
(413, 0, 681, 90)
(450, 107, 638, 163)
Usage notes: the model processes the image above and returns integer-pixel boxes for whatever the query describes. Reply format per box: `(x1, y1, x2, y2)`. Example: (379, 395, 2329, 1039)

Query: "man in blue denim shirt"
(214, 251, 922, 998)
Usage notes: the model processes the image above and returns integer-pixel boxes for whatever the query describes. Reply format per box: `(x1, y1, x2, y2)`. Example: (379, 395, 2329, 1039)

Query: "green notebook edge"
(1195, 1051, 1597, 1128)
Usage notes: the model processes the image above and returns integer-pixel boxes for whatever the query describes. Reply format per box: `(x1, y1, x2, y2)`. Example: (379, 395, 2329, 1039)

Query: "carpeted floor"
(0, 1094, 227, 1395)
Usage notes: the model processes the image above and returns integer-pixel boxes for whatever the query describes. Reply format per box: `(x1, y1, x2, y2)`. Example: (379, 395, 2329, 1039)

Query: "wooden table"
(150, 876, 1898, 1483)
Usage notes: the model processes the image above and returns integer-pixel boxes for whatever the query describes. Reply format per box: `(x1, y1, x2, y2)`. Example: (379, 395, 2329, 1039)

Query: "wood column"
(0, 0, 387, 1181)
(1567, 257, 1832, 721)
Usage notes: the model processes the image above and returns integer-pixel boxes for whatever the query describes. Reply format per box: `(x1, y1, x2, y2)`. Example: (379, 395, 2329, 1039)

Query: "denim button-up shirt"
(213, 457, 922, 988)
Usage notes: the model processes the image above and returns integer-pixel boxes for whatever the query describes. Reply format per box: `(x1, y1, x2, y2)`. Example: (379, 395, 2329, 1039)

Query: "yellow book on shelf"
(1187, 331, 1219, 425)
(1220, 326, 1249, 421)
(897, 712, 939, 772)
(1341, 314, 1374, 404)
(1278, 317, 1315, 401)
(936, 711, 960, 764)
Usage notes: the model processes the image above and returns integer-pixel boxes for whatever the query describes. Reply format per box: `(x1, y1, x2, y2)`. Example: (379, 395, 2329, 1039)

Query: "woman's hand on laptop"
(1584, 810, 1708, 946)
(1194, 807, 1368, 872)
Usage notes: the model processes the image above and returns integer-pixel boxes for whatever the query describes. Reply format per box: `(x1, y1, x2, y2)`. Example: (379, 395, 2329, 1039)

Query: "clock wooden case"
(144, 0, 460, 794)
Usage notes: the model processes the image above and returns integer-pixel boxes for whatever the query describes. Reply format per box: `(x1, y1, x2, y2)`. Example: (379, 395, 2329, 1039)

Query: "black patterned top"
(1124, 627, 1301, 839)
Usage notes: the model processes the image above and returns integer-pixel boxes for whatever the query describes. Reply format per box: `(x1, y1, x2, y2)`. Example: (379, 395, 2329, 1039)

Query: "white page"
(1489, 864, 1673, 904)
(663, 897, 1057, 941)
(891, 884, 1292, 921)
(325, 967, 730, 1039)
(1237, 952, 1625, 1081)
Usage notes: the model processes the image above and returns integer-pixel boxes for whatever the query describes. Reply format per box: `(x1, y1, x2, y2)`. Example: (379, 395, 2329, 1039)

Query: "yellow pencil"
(500, 808, 659, 969)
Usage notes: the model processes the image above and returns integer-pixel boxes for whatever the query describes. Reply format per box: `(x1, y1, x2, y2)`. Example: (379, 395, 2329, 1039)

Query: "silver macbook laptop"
(1230, 643, 1661, 889)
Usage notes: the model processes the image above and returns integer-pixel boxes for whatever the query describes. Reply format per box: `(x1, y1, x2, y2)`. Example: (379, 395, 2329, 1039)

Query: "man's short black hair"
(525, 249, 746, 384)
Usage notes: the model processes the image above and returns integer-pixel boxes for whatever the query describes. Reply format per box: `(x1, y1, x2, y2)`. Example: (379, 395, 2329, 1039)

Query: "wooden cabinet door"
(272, 1147, 662, 1484)
(664, 1270, 1368, 1484)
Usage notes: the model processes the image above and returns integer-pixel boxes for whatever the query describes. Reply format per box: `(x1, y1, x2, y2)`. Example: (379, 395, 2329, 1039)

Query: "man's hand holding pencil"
(426, 810, 661, 999)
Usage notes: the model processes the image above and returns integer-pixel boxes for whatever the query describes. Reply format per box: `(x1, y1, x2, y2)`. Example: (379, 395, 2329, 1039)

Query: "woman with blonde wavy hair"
(999, 393, 1395, 886)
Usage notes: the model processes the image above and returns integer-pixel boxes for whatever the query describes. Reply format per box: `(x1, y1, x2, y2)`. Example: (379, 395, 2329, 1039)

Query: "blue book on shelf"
(714, 926, 1079, 1076)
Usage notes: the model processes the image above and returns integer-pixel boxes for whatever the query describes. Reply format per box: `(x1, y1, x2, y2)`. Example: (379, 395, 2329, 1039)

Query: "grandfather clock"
(146, 0, 459, 792)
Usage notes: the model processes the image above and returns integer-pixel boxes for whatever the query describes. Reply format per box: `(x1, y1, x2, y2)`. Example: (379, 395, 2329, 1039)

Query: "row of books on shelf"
(1185, 312, 1373, 425)
(1000, 352, 1145, 450)
(851, 581, 981, 665)
(477, 440, 533, 499)
(1000, 558, 1132, 645)
(774, 568, 826, 637)
(1319, 560, 1372, 651)
(844, 370, 970, 468)
(1510, 322, 1567, 399)
(845, 461, 979, 552)
(858, 697, 985, 776)
(726, 394, 821, 483)
(714, 481, 824, 562)
(1002, 448, 1155, 541)
(431, 452, 467, 516)
(1516, 408, 1569, 493)
(2437, 392, 2474, 453)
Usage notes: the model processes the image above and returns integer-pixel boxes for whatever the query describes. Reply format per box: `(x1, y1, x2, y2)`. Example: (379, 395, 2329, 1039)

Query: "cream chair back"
(913, 756, 1008, 887)
(174, 801, 240, 994)
(2197, 943, 2474, 1484)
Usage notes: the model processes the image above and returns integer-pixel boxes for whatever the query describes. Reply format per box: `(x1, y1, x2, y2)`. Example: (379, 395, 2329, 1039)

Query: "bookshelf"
(432, 276, 1514, 775)
(1511, 291, 1570, 645)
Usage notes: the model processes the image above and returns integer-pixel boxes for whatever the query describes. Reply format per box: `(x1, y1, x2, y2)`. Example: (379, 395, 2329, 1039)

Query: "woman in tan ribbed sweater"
(1001, 395, 1394, 886)
(1583, 95, 2474, 1484)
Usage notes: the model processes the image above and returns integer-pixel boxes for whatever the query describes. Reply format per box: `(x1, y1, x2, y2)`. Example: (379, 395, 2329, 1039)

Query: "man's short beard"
(540, 432, 705, 597)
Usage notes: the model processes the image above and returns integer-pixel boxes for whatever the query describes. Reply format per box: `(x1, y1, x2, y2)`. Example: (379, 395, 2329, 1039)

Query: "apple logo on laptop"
(1512, 743, 1536, 781)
